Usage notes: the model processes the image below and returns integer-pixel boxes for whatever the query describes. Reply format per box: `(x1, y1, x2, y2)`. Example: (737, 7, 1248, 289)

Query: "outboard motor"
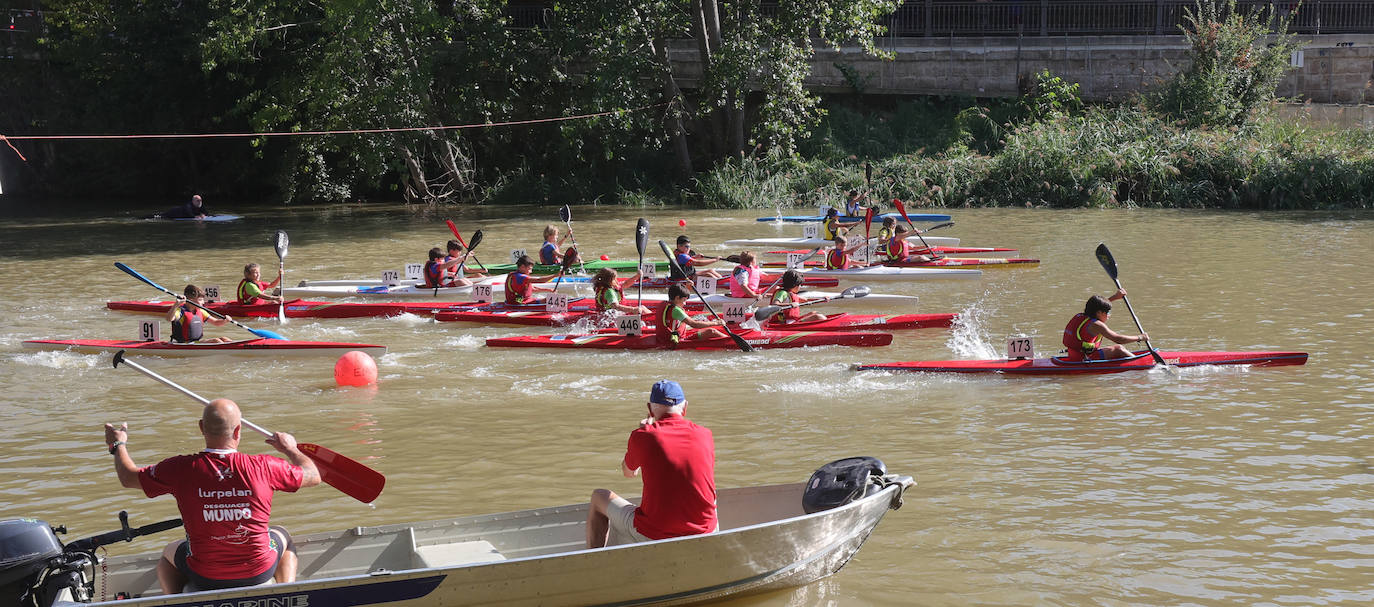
(0, 519, 65, 604)
(802, 456, 888, 514)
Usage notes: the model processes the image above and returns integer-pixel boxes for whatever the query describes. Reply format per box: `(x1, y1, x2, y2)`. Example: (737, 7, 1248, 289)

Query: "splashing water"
(946, 300, 1000, 360)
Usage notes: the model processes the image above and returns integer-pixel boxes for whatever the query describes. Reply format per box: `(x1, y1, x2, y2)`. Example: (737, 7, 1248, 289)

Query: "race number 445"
(545, 293, 569, 313)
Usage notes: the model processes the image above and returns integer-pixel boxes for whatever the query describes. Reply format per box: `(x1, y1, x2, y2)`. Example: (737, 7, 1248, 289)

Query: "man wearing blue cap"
(586, 380, 717, 548)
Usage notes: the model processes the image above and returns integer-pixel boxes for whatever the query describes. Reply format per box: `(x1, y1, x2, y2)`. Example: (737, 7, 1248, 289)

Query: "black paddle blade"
(469, 230, 484, 250)
(658, 240, 674, 262)
(635, 218, 649, 257)
(112, 350, 127, 368)
(1095, 243, 1118, 280)
(864, 161, 872, 185)
(559, 204, 571, 223)
(728, 332, 754, 353)
(926, 221, 954, 231)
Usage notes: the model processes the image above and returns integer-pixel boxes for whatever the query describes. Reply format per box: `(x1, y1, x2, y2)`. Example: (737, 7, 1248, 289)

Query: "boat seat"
(412, 540, 505, 569)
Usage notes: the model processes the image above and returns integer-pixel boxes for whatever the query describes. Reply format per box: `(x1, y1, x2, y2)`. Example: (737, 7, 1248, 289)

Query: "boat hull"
(795, 266, 982, 281)
(486, 329, 894, 350)
(756, 212, 951, 223)
(67, 478, 914, 607)
(107, 299, 489, 319)
(22, 338, 386, 358)
(854, 350, 1310, 375)
(881, 257, 1040, 269)
(764, 246, 1017, 258)
(442, 311, 956, 331)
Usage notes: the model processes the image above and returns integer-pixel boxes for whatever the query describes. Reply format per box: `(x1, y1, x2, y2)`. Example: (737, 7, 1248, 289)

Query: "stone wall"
(669, 34, 1374, 104)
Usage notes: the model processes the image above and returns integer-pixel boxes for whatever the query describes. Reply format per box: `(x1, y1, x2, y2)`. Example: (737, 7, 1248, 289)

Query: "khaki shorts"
(606, 496, 652, 546)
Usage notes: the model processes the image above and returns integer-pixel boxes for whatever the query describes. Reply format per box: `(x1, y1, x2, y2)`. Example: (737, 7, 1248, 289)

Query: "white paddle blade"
(275, 231, 290, 259)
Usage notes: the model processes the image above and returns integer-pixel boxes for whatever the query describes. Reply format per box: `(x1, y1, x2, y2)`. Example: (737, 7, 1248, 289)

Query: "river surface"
(1, 201, 1370, 606)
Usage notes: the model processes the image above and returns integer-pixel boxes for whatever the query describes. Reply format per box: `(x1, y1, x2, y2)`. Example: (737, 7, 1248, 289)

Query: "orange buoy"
(334, 350, 378, 387)
(599, 254, 610, 261)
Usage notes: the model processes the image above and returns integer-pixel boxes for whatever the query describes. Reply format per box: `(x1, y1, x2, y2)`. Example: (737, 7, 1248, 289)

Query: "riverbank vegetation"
(2, 0, 1368, 210)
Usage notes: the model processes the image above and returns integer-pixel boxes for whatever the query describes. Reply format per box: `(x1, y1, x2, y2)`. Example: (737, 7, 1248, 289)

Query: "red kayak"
(854, 350, 1309, 375)
(767, 246, 1016, 257)
(633, 274, 838, 289)
(108, 299, 494, 319)
(486, 329, 893, 350)
(445, 309, 956, 331)
(22, 338, 386, 358)
(881, 257, 1040, 269)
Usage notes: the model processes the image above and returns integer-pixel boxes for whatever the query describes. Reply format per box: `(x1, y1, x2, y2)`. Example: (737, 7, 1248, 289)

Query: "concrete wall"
(670, 34, 1374, 104)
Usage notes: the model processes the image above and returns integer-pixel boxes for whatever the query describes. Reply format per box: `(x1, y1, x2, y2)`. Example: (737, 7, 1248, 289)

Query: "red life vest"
(656, 302, 685, 343)
(1062, 313, 1102, 359)
(171, 304, 205, 343)
(825, 249, 849, 270)
(236, 279, 268, 304)
(423, 260, 444, 288)
(504, 272, 533, 305)
(594, 283, 625, 312)
(770, 290, 800, 323)
(885, 236, 910, 261)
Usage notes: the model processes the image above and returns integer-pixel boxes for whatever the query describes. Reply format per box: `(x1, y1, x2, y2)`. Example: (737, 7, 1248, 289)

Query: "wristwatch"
(109, 441, 126, 454)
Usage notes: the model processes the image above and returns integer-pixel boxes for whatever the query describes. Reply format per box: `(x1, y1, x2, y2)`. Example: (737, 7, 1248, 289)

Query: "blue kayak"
(173, 214, 242, 222)
(757, 213, 950, 223)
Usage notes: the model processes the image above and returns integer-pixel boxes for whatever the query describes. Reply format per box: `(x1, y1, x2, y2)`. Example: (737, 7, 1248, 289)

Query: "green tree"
(1152, 0, 1303, 128)
(557, 0, 901, 179)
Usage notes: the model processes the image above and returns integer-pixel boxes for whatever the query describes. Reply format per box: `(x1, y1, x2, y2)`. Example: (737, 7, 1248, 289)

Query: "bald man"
(104, 399, 321, 594)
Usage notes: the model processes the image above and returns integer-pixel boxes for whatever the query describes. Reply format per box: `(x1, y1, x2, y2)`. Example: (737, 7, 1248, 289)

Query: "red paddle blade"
(893, 198, 914, 226)
(864, 206, 875, 235)
(298, 443, 386, 504)
(445, 219, 468, 247)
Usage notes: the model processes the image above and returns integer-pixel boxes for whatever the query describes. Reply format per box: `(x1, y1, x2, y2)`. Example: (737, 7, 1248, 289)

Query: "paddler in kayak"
(167, 285, 233, 344)
(843, 189, 870, 217)
(875, 217, 896, 258)
(1062, 289, 1149, 361)
(821, 207, 848, 240)
(237, 263, 282, 304)
(592, 268, 652, 316)
(766, 270, 827, 325)
(656, 284, 727, 344)
(727, 251, 765, 300)
(883, 225, 935, 263)
(505, 255, 563, 305)
(824, 235, 869, 270)
(669, 235, 723, 282)
(441, 240, 487, 287)
(539, 225, 570, 265)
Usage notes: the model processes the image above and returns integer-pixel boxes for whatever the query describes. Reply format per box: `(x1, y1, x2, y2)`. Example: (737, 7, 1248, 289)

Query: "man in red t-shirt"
(104, 399, 321, 594)
(586, 380, 717, 548)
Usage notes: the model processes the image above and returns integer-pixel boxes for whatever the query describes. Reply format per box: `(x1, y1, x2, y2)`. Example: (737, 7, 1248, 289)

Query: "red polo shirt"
(624, 414, 717, 540)
(139, 451, 303, 580)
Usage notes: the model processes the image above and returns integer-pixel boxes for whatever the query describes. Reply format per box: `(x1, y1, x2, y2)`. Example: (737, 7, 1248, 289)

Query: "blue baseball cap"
(649, 380, 685, 406)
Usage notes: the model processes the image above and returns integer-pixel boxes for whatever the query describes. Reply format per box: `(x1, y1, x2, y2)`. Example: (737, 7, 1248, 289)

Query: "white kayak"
(799, 266, 982, 281)
(722, 235, 960, 248)
(283, 277, 594, 300)
(626, 290, 918, 309)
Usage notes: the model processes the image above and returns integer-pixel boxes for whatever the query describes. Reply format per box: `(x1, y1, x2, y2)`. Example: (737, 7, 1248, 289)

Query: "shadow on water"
(0, 200, 665, 261)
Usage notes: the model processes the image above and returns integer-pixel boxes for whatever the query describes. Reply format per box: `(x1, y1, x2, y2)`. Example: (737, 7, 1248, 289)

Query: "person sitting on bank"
(237, 263, 282, 304)
(167, 285, 233, 344)
(655, 283, 727, 344)
(586, 380, 717, 548)
(1062, 289, 1149, 361)
(504, 254, 563, 305)
(103, 399, 321, 594)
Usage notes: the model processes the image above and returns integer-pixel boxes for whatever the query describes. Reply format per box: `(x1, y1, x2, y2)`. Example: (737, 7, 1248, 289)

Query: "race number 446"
(617, 315, 643, 336)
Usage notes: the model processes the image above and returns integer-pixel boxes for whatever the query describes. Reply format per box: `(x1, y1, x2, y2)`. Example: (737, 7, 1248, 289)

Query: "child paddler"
(422, 247, 470, 289)
(167, 285, 233, 344)
(821, 207, 848, 241)
(504, 255, 563, 305)
(766, 270, 827, 325)
(539, 225, 570, 265)
(668, 235, 723, 282)
(824, 236, 869, 270)
(655, 284, 727, 345)
(883, 225, 935, 263)
(727, 252, 764, 299)
(442, 240, 486, 287)
(1061, 289, 1148, 361)
(237, 263, 282, 304)
(592, 268, 652, 315)
(875, 217, 896, 258)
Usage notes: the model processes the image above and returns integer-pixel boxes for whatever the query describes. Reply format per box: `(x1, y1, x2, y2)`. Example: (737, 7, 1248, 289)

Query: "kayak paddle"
(113, 351, 385, 504)
(658, 240, 753, 353)
(893, 198, 943, 259)
(440, 230, 482, 295)
(1094, 243, 1167, 367)
(864, 206, 875, 243)
(635, 218, 649, 306)
(559, 205, 587, 276)
(753, 285, 871, 321)
(273, 230, 289, 324)
(114, 262, 285, 341)
(446, 219, 487, 272)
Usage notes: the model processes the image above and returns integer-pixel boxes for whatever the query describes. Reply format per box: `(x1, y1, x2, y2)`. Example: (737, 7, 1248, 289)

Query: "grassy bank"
(694, 98, 1374, 211)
